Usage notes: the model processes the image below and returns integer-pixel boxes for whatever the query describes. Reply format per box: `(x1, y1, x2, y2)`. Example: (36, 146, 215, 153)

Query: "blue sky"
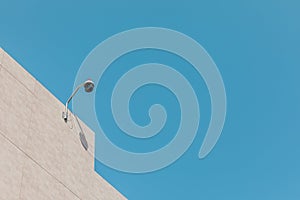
(1, 0, 300, 199)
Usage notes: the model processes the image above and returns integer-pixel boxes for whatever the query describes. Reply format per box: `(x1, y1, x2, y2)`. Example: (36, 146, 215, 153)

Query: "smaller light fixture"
(62, 79, 94, 122)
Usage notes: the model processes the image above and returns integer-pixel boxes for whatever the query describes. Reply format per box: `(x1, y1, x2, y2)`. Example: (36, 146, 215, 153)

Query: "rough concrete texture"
(0, 48, 126, 200)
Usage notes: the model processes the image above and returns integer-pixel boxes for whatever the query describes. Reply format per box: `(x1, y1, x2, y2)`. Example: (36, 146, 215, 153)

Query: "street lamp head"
(63, 79, 95, 122)
(84, 80, 95, 93)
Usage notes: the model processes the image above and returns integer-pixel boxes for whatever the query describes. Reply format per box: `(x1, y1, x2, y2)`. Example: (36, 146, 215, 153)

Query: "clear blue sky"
(1, 0, 300, 199)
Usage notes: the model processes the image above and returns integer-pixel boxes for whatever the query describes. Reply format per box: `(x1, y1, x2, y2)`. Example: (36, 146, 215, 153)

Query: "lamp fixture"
(62, 79, 94, 122)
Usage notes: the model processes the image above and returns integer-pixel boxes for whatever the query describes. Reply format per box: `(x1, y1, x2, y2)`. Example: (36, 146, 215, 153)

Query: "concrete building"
(0, 48, 126, 200)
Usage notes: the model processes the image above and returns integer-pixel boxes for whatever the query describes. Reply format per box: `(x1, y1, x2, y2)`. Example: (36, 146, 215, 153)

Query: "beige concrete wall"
(0, 48, 126, 200)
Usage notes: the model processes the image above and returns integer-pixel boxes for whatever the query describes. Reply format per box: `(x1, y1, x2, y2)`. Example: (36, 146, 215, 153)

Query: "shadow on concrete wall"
(73, 115, 89, 151)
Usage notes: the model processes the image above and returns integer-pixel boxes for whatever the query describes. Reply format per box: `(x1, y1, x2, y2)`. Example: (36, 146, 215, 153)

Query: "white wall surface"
(0, 48, 126, 200)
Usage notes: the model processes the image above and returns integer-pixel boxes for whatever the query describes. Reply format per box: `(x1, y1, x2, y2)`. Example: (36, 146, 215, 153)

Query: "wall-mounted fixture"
(62, 79, 94, 122)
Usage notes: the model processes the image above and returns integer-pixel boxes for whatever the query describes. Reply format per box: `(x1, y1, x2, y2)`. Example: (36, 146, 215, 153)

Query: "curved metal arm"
(62, 83, 84, 122)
